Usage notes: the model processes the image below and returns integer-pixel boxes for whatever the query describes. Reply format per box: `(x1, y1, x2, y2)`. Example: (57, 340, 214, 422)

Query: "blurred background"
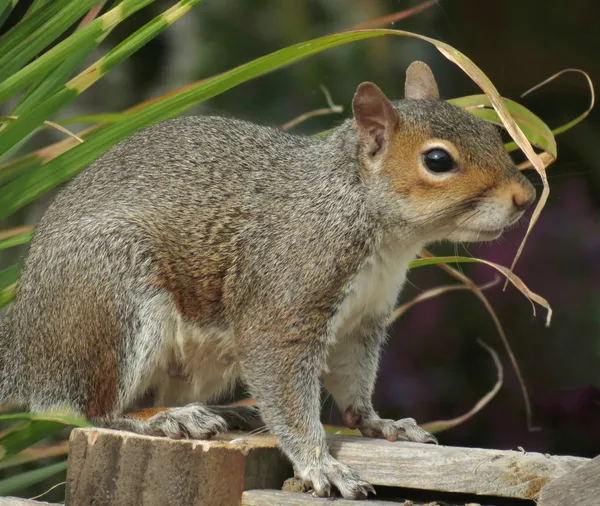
(1, 0, 599, 498)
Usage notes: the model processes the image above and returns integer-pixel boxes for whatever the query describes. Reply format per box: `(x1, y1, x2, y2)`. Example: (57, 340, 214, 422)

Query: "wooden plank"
(0, 499, 53, 505)
(537, 454, 600, 506)
(65, 428, 291, 506)
(65, 428, 590, 504)
(327, 435, 589, 501)
(242, 490, 402, 505)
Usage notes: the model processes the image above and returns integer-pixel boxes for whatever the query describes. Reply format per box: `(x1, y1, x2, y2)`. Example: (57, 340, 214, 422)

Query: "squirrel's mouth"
(456, 227, 504, 241)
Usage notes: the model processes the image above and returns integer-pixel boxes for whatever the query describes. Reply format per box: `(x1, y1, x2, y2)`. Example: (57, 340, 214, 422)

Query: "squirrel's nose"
(511, 179, 536, 212)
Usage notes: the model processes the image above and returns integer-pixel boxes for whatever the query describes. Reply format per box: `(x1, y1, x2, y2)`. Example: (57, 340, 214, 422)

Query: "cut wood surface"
(537, 454, 600, 506)
(65, 428, 590, 505)
(328, 435, 589, 501)
(65, 428, 291, 506)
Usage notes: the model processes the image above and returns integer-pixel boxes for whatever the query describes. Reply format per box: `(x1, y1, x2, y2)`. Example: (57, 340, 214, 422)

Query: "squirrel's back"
(3, 113, 373, 414)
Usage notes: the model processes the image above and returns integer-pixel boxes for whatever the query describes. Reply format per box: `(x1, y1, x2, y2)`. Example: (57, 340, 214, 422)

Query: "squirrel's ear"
(352, 82, 399, 157)
(404, 61, 440, 100)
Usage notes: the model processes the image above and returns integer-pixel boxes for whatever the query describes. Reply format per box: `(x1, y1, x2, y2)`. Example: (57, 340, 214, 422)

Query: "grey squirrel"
(0, 61, 535, 499)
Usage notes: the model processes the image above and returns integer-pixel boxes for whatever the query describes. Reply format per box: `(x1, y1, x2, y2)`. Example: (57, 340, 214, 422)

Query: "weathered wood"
(65, 428, 291, 506)
(65, 428, 590, 505)
(0, 499, 53, 505)
(537, 454, 600, 506)
(327, 435, 589, 501)
(241, 490, 402, 505)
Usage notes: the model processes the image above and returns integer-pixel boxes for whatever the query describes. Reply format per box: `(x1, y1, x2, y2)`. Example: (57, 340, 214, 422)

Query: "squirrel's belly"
(151, 311, 240, 406)
(331, 244, 421, 340)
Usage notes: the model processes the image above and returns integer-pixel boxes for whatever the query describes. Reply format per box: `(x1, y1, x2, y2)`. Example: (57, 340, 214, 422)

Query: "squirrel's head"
(352, 61, 536, 243)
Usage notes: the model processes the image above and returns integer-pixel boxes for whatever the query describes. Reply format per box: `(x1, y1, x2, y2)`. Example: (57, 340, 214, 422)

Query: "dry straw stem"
(0, 225, 34, 242)
(387, 277, 500, 325)
(281, 85, 343, 131)
(347, 0, 439, 31)
(76, 0, 108, 30)
(0, 115, 84, 144)
(505, 68, 595, 284)
(422, 339, 503, 433)
(29, 480, 66, 501)
(420, 249, 540, 431)
(515, 69, 595, 171)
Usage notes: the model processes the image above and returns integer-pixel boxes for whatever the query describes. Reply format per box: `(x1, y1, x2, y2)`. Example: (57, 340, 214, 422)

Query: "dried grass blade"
(347, 0, 438, 31)
(422, 340, 503, 433)
(420, 249, 540, 431)
(387, 277, 499, 326)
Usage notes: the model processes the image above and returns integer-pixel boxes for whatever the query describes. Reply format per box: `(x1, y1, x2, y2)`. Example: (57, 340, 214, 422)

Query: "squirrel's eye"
(423, 149, 454, 173)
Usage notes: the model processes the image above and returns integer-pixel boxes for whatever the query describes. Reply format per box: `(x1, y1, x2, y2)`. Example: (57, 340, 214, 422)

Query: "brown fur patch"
(125, 407, 169, 421)
(145, 220, 239, 323)
(380, 124, 509, 223)
(81, 314, 120, 418)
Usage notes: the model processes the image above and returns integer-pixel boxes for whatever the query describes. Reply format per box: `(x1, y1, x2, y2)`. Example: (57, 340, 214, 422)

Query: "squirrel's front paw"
(363, 417, 437, 444)
(299, 457, 375, 499)
(344, 408, 436, 444)
(146, 403, 228, 439)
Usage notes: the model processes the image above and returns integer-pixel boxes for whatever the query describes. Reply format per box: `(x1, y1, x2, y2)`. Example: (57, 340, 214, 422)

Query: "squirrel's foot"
(209, 405, 264, 432)
(344, 408, 437, 444)
(298, 456, 375, 499)
(94, 404, 263, 439)
(367, 417, 437, 443)
(145, 403, 228, 439)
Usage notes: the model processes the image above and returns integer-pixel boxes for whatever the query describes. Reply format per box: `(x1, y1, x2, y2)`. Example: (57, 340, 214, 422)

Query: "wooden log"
(327, 435, 589, 501)
(65, 428, 291, 506)
(242, 490, 403, 505)
(537, 454, 600, 506)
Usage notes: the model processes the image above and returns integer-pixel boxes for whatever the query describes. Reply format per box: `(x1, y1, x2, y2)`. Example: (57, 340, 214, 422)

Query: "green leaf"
(58, 112, 128, 125)
(0, 0, 98, 79)
(0, 459, 67, 495)
(14, 37, 100, 116)
(409, 256, 480, 269)
(0, 229, 33, 250)
(0, 0, 18, 28)
(0, 27, 540, 218)
(0, 0, 157, 106)
(0, 442, 67, 470)
(0, 412, 89, 426)
(23, 0, 51, 19)
(450, 94, 557, 158)
(0, 154, 43, 185)
(0, 0, 203, 159)
(0, 264, 19, 308)
(0, 421, 65, 460)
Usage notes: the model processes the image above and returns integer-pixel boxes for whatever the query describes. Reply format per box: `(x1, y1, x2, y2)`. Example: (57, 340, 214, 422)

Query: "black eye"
(423, 149, 454, 173)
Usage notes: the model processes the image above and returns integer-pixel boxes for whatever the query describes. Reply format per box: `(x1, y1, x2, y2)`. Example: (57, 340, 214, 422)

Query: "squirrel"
(0, 61, 535, 499)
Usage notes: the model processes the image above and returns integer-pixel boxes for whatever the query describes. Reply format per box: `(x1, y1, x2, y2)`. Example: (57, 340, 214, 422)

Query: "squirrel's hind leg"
(90, 404, 263, 439)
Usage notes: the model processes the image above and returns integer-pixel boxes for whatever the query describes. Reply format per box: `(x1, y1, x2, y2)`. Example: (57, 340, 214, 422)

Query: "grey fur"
(0, 63, 535, 499)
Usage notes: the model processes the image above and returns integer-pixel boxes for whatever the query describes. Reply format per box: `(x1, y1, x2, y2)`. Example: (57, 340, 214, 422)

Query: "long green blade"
(0, 412, 89, 426)
(0, 0, 201, 157)
(0, 264, 20, 308)
(0, 0, 97, 78)
(0, 0, 18, 27)
(0, 421, 66, 460)
(0, 459, 67, 495)
(14, 37, 100, 115)
(0, 28, 548, 218)
(450, 95, 556, 158)
(0, 229, 33, 250)
(0, 154, 42, 185)
(0, 0, 156, 106)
